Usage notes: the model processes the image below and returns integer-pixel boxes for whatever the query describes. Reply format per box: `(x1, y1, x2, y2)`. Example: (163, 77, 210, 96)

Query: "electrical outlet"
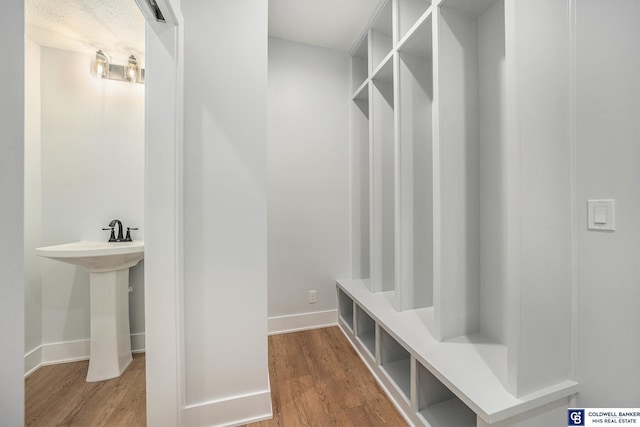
(309, 290, 317, 304)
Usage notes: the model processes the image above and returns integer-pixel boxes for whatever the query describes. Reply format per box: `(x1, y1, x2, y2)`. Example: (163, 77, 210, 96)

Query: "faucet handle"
(102, 227, 116, 242)
(124, 227, 139, 242)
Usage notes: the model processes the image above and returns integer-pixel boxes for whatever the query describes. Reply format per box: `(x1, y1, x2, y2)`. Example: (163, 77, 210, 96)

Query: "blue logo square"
(568, 409, 585, 426)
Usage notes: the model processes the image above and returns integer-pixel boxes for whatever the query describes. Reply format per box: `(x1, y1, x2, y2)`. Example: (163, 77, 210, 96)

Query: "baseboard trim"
(24, 346, 42, 377)
(41, 339, 91, 366)
(185, 389, 272, 427)
(131, 332, 146, 353)
(24, 333, 146, 377)
(268, 309, 338, 335)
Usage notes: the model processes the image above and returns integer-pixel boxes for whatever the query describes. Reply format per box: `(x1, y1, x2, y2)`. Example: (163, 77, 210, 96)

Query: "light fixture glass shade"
(126, 55, 139, 83)
(96, 50, 108, 78)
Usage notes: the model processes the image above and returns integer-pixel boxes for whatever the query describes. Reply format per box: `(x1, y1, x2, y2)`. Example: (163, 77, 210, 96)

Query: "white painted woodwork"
(143, 0, 185, 423)
(351, 83, 371, 280)
(396, 15, 433, 311)
(435, 0, 484, 341)
(345, 0, 576, 424)
(351, 37, 369, 92)
(397, 0, 431, 42)
(355, 305, 376, 357)
(369, 1, 393, 72)
(337, 279, 578, 426)
(25, 38, 43, 358)
(371, 57, 396, 296)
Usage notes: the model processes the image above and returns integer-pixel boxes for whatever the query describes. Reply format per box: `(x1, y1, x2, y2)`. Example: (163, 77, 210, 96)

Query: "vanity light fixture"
(95, 50, 109, 79)
(92, 51, 145, 84)
(126, 55, 139, 83)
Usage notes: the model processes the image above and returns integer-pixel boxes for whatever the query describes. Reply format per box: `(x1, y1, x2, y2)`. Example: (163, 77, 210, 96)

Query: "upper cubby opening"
(398, 14, 433, 58)
(371, 55, 394, 108)
(352, 36, 369, 92)
(398, 0, 432, 41)
(370, 0, 393, 71)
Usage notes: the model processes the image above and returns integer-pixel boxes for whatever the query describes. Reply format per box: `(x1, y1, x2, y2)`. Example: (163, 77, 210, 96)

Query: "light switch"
(588, 199, 615, 231)
(594, 206, 607, 224)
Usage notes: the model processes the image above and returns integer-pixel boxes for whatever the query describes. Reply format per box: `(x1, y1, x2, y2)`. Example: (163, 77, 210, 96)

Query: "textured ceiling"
(25, 0, 145, 66)
(25, 0, 382, 64)
(269, 0, 383, 52)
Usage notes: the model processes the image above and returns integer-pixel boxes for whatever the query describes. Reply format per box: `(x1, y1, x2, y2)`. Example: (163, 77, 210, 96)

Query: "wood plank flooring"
(244, 327, 407, 426)
(25, 354, 146, 427)
(25, 327, 406, 426)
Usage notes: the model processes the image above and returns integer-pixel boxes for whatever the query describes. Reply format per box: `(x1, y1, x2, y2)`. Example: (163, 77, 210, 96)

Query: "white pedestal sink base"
(86, 269, 133, 382)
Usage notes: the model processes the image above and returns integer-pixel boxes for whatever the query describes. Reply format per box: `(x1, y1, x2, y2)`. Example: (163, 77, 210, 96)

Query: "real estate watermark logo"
(568, 408, 640, 426)
(568, 409, 585, 426)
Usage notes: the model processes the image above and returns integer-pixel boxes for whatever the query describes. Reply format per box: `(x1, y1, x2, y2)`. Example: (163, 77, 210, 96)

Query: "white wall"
(0, 0, 25, 423)
(575, 0, 640, 407)
(267, 37, 350, 328)
(38, 47, 145, 346)
(25, 38, 43, 355)
(182, 0, 271, 425)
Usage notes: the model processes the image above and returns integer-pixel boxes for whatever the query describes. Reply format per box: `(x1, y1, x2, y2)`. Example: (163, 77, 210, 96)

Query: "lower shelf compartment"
(380, 327, 411, 401)
(338, 288, 354, 331)
(356, 305, 376, 358)
(417, 361, 476, 427)
(419, 398, 476, 427)
(381, 358, 411, 401)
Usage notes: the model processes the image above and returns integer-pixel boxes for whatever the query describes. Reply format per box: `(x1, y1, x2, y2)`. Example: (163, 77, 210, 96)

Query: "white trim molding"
(24, 346, 42, 378)
(185, 390, 272, 427)
(268, 309, 338, 335)
(142, 0, 185, 424)
(24, 333, 146, 377)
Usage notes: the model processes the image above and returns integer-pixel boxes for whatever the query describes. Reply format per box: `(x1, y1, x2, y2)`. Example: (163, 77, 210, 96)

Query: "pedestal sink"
(36, 241, 144, 382)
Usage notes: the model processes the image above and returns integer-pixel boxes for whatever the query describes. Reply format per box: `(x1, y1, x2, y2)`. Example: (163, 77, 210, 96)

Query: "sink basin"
(36, 240, 144, 381)
(36, 240, 144, 273)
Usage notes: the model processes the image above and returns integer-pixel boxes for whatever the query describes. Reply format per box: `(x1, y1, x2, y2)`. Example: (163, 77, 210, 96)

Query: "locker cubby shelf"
(380, 327, 411, 402)
(417, 362, 476, 427)
(336, 279, 579, 425)
(337, 288, 354, 332)
(370, 54, 395, 296)
(419, 398, 476, 427)
(396, 11, 434, 312)
(351, 82, 370, 281)
(346, 0, 577, 424)
(351, 36, 368, 92)
(370, 0, 393, 72)
(355, 305, 376, 358)
(352, 79, 369, 102)
(398, 0, 432, 42)
(435, 0, 510, 343)
(398, 12, 432, 58)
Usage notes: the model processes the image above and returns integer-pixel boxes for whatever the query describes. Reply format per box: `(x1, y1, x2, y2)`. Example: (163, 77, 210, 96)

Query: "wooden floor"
(25, 327, 405, 427)
(25, 354, 146, 427)
(244, 327, 406, 426)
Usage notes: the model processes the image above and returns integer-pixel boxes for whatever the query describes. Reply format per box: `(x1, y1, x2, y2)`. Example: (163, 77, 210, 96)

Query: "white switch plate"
(588, 199, 615, 231)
